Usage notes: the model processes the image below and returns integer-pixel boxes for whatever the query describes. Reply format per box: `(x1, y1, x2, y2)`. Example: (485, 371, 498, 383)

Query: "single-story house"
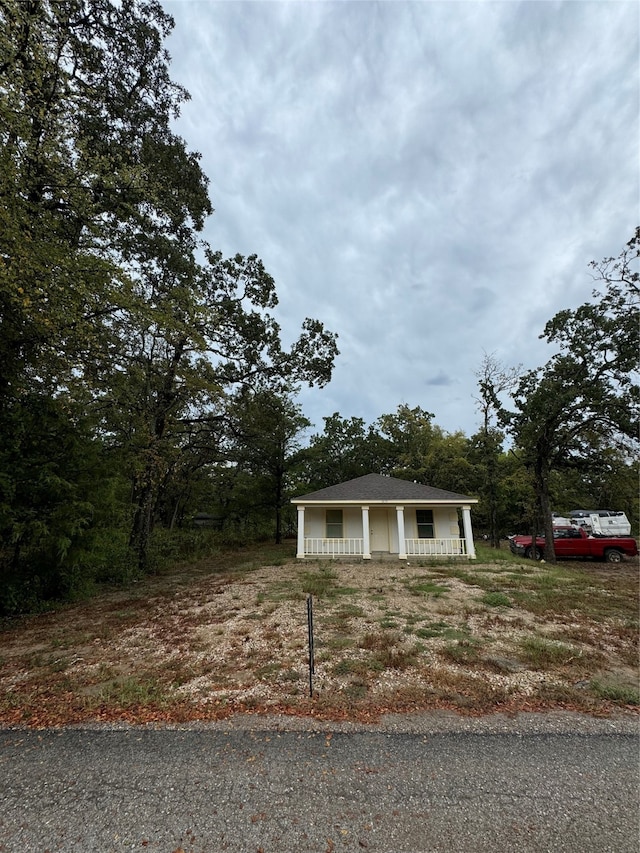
(291, 473, 478, 560)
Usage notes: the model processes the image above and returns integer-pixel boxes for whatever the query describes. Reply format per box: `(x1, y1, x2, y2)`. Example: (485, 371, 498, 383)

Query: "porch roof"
(291, 473, 478, 505)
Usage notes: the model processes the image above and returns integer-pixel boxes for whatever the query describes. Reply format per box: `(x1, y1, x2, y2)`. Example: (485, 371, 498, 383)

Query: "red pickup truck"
(509, 526, 638, 563)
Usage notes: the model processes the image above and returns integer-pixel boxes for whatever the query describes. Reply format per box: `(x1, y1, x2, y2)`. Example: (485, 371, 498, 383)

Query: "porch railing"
(302, 538, 467, 557)
(405, 538, 467, 556)
(304, 538, 364, 556)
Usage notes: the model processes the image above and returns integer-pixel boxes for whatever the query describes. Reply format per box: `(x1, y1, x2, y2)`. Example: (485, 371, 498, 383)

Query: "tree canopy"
(0, 0, 338, 606)
(503, 229, 639, 561)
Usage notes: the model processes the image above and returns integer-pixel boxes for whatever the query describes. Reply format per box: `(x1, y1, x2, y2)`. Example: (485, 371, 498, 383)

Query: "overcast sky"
(164, 0, 638, 438)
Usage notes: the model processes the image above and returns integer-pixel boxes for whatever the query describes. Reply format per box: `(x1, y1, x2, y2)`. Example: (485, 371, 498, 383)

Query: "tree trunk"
(534, 460, 556, 563)
(129, 468, 158, 572)
(274, 461, 283, 545)
(486, 450, 500, 548)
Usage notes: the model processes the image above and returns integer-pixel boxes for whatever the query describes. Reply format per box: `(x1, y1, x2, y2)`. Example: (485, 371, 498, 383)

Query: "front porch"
(301, 536, 470, 559)
(295, 502, 476, 560)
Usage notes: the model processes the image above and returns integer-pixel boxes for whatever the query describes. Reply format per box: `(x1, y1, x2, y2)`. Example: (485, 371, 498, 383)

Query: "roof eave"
(291, 498, 478, 505)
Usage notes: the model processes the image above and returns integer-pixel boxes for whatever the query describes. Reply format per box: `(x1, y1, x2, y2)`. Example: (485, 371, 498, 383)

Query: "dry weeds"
(0, 545, 638, 726)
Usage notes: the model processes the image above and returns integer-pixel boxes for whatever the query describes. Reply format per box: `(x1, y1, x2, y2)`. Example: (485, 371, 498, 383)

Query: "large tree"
(0, 0, 211, 401)
(293, 413, 391, 492)
(376, 405, 477, 494)
(0, 0, 339, 594)
(106, 247, 337, 568)
(472, 353, 520, 546)
(0, 0, 216, 598)
(225, 386, 311, 544)
(505, 230, 639, 561)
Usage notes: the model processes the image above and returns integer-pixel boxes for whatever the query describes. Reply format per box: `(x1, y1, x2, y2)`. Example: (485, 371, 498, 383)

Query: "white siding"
(403, 507, 459, 539)
(304, 506, 362, 538)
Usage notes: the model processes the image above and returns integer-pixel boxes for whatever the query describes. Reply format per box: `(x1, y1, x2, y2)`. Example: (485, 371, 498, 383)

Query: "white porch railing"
(304, 538, 364, 556)
(405, 538, 467, 556)
(302, 538, 467, 557)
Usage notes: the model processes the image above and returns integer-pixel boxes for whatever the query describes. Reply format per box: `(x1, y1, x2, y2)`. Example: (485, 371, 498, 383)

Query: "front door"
(370, 508, 390, 552)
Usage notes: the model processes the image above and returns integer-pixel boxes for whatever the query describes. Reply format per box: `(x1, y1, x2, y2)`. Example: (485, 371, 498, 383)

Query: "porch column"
(396, 505, 407, 560)
(296, 506, 306, 559)
(361, 505, 371, 559)
(462, 505, 476, 559)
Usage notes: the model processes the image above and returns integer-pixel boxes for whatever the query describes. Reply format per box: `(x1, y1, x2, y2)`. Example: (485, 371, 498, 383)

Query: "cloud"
(425, 372, 454, 388)
(165, 0, 639, 436)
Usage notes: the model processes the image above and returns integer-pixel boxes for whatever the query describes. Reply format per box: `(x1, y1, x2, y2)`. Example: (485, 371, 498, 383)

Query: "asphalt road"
(0, 716, 638, 853)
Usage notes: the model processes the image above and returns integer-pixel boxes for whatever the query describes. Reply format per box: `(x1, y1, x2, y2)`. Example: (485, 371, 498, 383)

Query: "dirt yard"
(0, 547, 638, 726)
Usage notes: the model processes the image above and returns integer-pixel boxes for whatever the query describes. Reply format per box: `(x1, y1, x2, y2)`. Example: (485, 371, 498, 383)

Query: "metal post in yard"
(307, 594, 314, 698)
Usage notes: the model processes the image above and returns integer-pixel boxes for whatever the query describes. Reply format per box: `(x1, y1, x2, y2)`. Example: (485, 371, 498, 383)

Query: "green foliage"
(97, 676, 168, 709)
(480, 591, 512, 608)
(292, 412, 390, 492)
(441, 638, 482, 665)
(0, 0, 338, 607)
(503, 230, 640, 559)
(143, 527, 221, 573)
(224, 387, 311, 543)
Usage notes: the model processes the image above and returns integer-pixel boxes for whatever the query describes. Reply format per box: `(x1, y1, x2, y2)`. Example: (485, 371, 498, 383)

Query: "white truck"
(552, 510, 631, 537)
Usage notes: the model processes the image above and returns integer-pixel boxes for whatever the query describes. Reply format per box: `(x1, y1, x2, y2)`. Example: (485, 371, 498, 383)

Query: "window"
(326, 509, 343, 539)
(416, 509, 434, 538)
(554, 528, 580, 539)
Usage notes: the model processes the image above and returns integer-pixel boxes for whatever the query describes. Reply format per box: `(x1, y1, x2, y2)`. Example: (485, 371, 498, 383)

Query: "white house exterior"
(292, 473, 478, 560)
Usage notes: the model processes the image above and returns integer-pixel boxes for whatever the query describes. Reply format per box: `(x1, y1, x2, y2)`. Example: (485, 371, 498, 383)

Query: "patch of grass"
(372, 645, 420, 671)
(533, 681, 597, 709)
(414, 621, 452, 639)
(352, 629, 422, 672)
(255, 663, 282, 681)
(517, 636, 577, 669)
(403, 613, 425, 626)
(97, 676, 168, 707)
(419, 668, 509, 710)
(322, 602, 365, 631)
(46, 656, 72, 673)
(325, 636, 356, 651)
(481, 591, 512, 608)
(335, 603, 366, 619)
(440, 638, 482, 665)
(300, 568, 338, 598)
(590, 679, 640, 706)
(332, 658, 382, 677)
(442, 626, 473, 641)
(474, 543, 530, 564)
(260, 581, 305, 603)
(404, 578, 449, 598)
(343, 678, 368, 699)
(360, 629, 400, 651)
(430, 567, 494, 590)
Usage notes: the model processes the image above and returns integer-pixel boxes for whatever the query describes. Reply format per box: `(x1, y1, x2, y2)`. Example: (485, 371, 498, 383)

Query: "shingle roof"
(292, 473, 477, 504)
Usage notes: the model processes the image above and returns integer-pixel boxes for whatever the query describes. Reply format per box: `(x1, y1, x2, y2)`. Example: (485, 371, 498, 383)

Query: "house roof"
(291, 473, 477, 505)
